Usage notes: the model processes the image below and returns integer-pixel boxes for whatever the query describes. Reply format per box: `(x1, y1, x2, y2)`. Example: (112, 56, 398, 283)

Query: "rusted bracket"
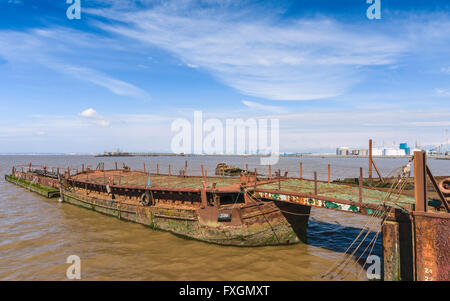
(426, 165, 450, 213)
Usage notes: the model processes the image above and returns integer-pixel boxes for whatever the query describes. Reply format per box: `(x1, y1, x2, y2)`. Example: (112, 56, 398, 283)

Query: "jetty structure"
(4, 150, 450, 281)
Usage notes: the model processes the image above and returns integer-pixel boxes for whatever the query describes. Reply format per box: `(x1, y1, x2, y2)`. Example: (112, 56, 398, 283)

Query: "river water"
(1, 155, 449, 280)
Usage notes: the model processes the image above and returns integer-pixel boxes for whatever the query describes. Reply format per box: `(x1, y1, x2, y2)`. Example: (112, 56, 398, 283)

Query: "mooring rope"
(322, 160, 412, 280)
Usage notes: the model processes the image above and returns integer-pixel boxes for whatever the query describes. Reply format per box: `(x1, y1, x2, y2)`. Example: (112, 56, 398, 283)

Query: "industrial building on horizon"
(336, 142, 416, 157)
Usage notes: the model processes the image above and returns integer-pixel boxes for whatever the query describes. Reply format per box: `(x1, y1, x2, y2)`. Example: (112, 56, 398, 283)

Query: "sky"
(0, 0, 449, 154)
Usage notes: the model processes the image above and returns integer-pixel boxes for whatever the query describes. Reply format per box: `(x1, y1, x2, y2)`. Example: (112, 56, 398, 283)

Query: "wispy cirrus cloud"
(241, 100, 286, 113)
(86, 2, 407, 101)
(0, 28, 150, 100)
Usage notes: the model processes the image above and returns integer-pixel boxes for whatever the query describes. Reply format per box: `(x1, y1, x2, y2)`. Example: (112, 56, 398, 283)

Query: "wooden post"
(169, 165, 171, 177)
(299, 162, 303, 180)
(268, 164, 271, 179)
(328, 164, 331, 183)
(184, 160, 188, 177)
(314, 171, 318, 195)
(246, 164, 248, 173)
(144, 163, 146, 173)
(369, 139, 373, 182)
(115, 162, 118, 170)
(201, 164, 204, 178)
(156, 164, 159, 175)
(82, 164, 85, 173)
(414, 151, 427, 212)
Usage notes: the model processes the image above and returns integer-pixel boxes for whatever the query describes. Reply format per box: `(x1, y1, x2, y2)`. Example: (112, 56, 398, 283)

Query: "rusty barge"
(4, 151, 450, 280)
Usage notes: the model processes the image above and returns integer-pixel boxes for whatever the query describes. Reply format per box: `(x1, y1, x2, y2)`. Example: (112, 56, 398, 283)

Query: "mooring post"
(185, 160, 188, 177)
(143, 163, 146, 173)
(314, 171, 318, 195)
(268, 164, 271, 179)
(169, 165, 171, 177)
(299, 162, 303, 180)
(115, 162, 118, 170)
(82, 164, 85, 173)
(157, 164, 159, 175)
(328, 164, 331, 183)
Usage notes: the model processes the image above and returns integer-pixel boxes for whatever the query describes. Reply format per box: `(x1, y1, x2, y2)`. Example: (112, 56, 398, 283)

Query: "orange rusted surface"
(413, 211, 450, 281)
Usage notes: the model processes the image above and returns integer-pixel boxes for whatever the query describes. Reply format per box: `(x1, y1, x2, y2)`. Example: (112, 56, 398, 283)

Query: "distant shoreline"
(1, 153, 449, 160)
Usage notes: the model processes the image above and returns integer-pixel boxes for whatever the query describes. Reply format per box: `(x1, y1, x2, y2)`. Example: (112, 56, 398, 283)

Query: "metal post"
(314, 171, 318, 195)
(369, 139, 373, 182)
(414, 151, 427, 212)
(115, 162, 118, 170)
(328, 164, 331, 183)
(278, 169, 281, 190)
(382, 221, 401, 281)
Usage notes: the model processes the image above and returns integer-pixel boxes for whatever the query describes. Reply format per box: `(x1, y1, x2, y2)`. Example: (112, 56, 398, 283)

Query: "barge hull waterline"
(5, 174, 309, 247)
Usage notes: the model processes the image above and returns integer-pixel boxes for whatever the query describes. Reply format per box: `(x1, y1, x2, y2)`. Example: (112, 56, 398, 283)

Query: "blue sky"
(0, 0, 449, 154)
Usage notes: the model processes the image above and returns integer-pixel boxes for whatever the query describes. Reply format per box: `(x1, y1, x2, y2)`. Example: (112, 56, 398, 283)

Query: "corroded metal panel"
(382, 221, 400, 281)
(413, 212, 450, 281)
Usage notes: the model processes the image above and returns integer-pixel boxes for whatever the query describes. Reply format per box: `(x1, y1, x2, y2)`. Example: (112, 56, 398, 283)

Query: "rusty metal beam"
(382, 221, 401, 281)
(414, 151, 427, 212)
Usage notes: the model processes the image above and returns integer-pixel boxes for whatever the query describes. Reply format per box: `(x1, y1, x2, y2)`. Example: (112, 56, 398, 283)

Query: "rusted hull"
(61, 188, 310, 247)
(413, 211, 450, 281)
(5, 174, 60, 198)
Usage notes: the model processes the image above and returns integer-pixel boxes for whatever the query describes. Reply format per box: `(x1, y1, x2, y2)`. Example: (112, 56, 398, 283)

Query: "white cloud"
(441, 67, 450, 74)
(0, 29, 150, 100)
(79, 108, 111, 127)
(241, 100, 286, 113)
(87, 4, 406, 101)
(435, 88, 450, 97)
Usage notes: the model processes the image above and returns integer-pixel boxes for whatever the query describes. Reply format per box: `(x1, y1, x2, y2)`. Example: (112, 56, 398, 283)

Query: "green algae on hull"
(5, 175, 60, 198)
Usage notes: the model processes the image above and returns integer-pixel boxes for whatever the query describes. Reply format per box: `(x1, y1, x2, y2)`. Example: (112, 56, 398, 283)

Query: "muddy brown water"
(1, 155, 449, 280)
